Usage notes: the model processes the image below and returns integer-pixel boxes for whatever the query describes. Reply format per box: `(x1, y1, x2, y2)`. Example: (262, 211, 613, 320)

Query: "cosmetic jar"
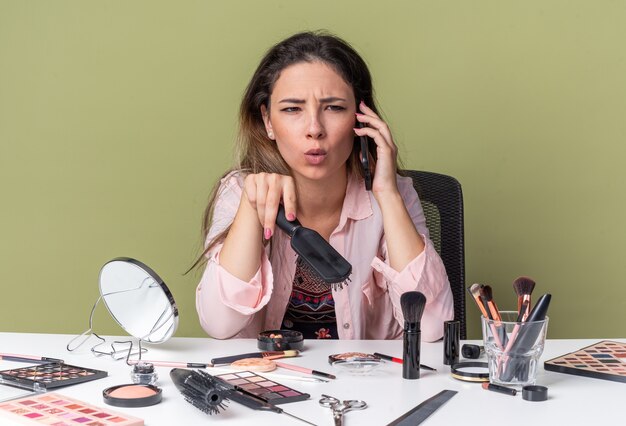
(522, 385, 548, 402)
(443, 320, 460, 365)
(461, 344, 484, 359)
(130, 362, 158, 386)
(257, 330, 304, 351)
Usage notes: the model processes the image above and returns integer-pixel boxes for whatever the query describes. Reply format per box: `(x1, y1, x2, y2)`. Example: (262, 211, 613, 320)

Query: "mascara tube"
(402, 321, 421, 380)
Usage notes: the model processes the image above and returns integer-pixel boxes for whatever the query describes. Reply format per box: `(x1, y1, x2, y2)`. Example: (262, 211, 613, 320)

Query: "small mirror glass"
(99, 257, 178, 344)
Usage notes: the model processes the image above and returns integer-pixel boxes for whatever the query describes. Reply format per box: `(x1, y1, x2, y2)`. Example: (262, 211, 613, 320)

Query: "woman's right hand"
(242, 173, 297, 239)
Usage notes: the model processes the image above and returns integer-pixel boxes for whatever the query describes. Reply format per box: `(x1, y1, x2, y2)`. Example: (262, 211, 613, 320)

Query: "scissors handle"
(332, 409, 343, 426)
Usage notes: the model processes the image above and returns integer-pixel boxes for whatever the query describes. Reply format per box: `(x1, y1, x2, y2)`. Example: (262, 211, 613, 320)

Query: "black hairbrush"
(276, 204, 352, 290)
(170, 369, 315, 425)
(170, 368, 228, 415)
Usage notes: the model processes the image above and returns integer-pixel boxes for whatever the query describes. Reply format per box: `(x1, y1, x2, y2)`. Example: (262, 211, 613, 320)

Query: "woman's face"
(261, 61, 356, 184)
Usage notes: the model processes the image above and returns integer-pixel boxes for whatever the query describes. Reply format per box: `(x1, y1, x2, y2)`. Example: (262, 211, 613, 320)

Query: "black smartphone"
(358, 122, 372, 191)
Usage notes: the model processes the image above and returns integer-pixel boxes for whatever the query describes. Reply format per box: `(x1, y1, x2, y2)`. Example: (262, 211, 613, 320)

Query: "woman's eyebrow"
(278, 96, 348, 104)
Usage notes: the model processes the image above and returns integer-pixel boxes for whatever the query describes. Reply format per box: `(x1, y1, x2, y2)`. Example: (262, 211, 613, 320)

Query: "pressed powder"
(103, 384, 162, 408)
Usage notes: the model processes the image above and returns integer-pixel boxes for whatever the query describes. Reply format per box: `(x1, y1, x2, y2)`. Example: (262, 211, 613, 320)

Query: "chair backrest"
(404, 170, 466, 339)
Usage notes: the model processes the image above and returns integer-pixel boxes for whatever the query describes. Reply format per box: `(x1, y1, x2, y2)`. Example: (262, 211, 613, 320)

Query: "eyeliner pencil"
(127, 359, 213, 368)
(373, 353, 437, 371)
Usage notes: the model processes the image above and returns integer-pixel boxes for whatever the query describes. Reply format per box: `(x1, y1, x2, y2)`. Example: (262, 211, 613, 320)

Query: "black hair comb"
(276, 204, 351, 290)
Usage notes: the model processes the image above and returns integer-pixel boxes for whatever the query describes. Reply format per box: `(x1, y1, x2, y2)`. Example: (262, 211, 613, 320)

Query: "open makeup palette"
(544, 340, 626, 383)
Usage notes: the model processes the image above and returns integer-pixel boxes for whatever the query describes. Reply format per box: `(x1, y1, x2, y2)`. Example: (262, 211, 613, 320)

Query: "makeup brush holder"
(481, 311, 549, 387)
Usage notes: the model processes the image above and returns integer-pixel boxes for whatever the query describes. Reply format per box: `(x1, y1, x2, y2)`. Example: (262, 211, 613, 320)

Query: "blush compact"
(103, 384, 162, 408)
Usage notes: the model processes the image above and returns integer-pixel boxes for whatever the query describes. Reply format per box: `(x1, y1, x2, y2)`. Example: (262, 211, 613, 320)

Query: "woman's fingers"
(243, 173, 297, 239)
(356, 102, 394, 145)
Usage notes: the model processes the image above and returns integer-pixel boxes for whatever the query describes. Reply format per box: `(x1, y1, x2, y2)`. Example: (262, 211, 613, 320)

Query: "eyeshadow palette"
(544, 340, 626, 383)
(214, 370, 310, 404)
(0, 363, 107, 391)
(0, 392, 143, 425)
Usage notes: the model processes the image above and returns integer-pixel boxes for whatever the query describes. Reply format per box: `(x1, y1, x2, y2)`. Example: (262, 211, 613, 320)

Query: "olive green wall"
(1, 1, 625, 340)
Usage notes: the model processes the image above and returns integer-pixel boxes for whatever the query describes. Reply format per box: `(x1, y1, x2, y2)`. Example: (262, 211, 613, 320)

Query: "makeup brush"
(170, 369, 315, 425)
(400, 291, 427, 380)
(513, 276, 535, 322)
(468, 284, 504, 350)
(467, 284, 491, 319)
(276, 204, 352, 290)
(480, 285, 508, 347)
(211, 350, 298, 365)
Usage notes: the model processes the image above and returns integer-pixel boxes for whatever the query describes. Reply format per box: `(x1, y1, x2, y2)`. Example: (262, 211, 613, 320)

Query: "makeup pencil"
(373, 353, 437, 371)
(127, 359, 213, 368)
(273, 361, 336, 379)
(0, 353, 64, 364)
(211, 350, 298, 365)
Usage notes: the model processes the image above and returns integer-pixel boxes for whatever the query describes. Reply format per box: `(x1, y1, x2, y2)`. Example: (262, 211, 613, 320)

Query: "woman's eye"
(326, 105, 346, 111)
(281, 107, 301, 113)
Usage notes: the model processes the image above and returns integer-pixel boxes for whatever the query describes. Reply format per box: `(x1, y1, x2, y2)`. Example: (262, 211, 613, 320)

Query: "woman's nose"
(306, 113, 325, 139)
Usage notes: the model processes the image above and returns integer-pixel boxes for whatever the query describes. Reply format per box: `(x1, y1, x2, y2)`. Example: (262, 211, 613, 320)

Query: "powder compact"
(257, 330, 304, 351)
(103, 384, 162, 408)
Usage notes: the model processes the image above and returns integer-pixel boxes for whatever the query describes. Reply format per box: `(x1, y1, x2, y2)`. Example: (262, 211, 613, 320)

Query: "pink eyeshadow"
(79, 408, 96, 414)
(25, 412, 44, 418)
(19, 400, 37, 405)
(72, 417, 91, 423)
(93, 412, 111, 418)
(268, 385, 288, 392)
(281, 390, 300, 397)
(108, 417, 127, 423)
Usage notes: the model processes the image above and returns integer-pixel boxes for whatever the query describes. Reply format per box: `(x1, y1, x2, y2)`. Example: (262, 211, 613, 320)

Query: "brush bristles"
(469, 283, 482, 299)
(400, 291, 427, 324)
(513, 276, 536, 296)
(296, 256, 351, 290)
(480, 285, 494, 302)
(175, 370, 229, 415)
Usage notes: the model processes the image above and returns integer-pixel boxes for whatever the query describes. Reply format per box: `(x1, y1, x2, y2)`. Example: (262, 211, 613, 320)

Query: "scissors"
(319, 394, 367, 426)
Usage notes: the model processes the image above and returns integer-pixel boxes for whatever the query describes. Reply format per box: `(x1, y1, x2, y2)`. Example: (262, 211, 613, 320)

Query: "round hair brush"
(170, 368, 228, 415)
(400, 291, 427, 379)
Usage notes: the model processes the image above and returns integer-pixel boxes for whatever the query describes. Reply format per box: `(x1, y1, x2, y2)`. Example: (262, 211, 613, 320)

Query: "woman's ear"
(260, 104, 274, 140)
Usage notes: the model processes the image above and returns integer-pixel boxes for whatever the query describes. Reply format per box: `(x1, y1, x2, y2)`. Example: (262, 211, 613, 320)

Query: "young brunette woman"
(195, 31, 453, 341)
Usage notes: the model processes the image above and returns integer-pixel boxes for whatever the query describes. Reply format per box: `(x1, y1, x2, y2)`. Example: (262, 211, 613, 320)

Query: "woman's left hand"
(353, 101, 399, 197)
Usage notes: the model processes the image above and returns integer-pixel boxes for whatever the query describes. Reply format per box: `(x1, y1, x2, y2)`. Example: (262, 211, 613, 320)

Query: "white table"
(0, 333, 624, 425)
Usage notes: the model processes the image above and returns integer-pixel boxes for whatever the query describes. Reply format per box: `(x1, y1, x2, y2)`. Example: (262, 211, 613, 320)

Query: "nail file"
(386, 389, 458, 426)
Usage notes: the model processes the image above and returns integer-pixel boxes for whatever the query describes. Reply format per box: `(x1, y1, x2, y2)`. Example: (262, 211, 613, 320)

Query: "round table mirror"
(99, 257, 178, 344)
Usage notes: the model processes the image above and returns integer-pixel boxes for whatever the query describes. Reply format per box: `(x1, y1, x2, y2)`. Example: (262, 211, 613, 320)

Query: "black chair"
(404, 170, 466, 339)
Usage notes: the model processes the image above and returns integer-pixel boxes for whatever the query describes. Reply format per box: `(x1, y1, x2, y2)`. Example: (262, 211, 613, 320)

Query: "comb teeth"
(296, 256, 351, 290)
